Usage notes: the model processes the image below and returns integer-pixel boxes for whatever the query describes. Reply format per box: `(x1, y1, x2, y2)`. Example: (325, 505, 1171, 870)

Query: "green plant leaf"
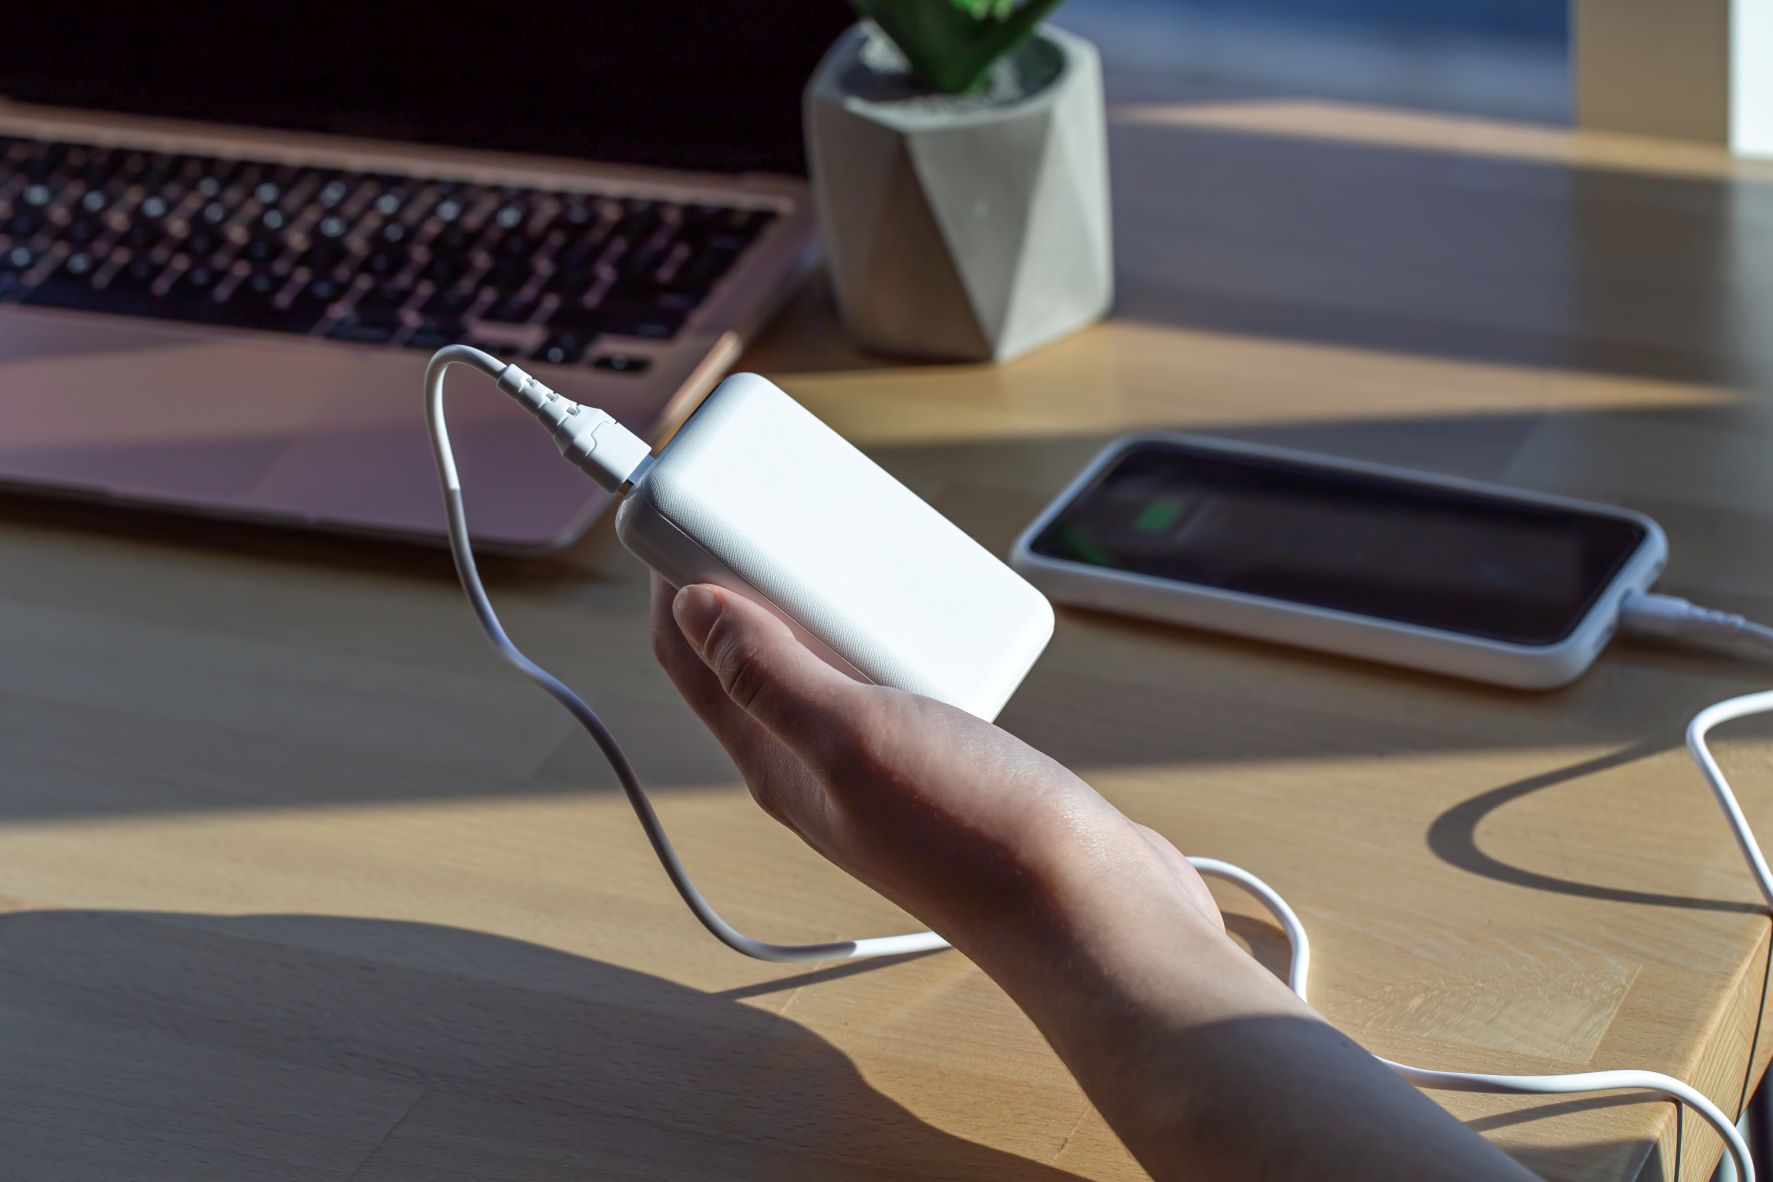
(848, 0, 1066, 94)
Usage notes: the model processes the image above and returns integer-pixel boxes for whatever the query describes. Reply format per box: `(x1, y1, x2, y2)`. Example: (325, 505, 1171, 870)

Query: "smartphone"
(1010, 435, 1666, 688)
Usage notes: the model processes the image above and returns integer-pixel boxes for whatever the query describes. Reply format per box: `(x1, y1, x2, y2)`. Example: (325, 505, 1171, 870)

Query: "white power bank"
(615, 373, 1054, 721)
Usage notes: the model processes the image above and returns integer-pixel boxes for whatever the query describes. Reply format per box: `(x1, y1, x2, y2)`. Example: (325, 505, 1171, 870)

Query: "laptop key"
(591, 353, 651, 374)
(298, 240, 348, 275)
(598, 278, 695, 319)
(403, 321, 464, 351)
(184, 229, 222, 259)
(326, 315, 400, 345)
(352, 282, 411, 319)
(605, 314, 681, 340)
(545, 304, 612, 334)
(304, 275, 345, 305)
(173, 265, 222, 297)
(531, 330, 591, 366)
(420, 284, 483, 319)
(363, 248, 404, 278)
(241, 236, 282, 264)
(542, 269, 595, 300)
(483, 257, 535, 291)
(418, 253, 472, 287)
(212, 283, 328, 334)
(551, 302, 682, 340)
(481, 291, 542, 325)
(3, 244, 43, 272)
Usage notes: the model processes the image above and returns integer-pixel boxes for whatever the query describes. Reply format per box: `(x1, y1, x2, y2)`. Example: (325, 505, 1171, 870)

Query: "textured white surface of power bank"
(616, 373, 1053, 720)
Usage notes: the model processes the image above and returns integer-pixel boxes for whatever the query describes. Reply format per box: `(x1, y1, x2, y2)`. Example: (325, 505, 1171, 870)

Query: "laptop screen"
(0, 3, 852, 175)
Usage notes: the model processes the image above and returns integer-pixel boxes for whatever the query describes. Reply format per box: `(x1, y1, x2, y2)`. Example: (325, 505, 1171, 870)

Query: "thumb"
(672, 584, 863, 747)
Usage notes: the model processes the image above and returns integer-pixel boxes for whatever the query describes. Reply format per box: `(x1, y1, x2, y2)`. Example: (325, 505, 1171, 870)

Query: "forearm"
(650, 585, 1533, 1178)
(955, 870, 1538, 1182)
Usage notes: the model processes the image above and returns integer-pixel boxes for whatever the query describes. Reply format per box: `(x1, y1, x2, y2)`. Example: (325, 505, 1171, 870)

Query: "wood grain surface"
(6, 42, 1773, 1182)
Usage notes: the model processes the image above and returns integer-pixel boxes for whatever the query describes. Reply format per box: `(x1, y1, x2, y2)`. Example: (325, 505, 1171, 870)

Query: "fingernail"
(673, 584, 722, 652)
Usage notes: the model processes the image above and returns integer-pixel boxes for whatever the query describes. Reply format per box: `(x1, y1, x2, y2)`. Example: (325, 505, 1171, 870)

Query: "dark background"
(0, 3, 855, 174)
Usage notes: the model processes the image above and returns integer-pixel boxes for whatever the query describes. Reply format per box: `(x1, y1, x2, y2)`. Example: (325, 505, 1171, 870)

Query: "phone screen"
(1028, 441, 1649, 646)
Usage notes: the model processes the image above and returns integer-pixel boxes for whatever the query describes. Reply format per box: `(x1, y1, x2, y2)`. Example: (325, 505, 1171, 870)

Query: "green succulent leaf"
(849, 0, 1066, 94)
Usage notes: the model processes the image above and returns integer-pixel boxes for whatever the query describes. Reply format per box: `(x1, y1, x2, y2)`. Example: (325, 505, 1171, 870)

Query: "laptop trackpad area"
(0, 312, 603, 547)
(0, 312, 336, 501)
(248, 348, 599, 545)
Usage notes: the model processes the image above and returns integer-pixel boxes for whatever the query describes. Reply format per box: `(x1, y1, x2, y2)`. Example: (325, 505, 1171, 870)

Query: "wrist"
(951, 810, 1235, 1008)
(954, 828, 1324, 1181)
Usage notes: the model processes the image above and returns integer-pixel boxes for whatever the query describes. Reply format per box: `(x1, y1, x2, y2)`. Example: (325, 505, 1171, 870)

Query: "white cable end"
(557, 408, 653, 492)
(1620, 591, 1751, 643)
(493, 361, 654, 492)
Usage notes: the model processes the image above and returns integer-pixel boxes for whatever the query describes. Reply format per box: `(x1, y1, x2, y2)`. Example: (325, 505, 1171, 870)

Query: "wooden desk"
(6, 100, 1773, 1182)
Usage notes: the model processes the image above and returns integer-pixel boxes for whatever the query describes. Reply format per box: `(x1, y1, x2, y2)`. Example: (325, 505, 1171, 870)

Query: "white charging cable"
(429, 345, 948, 961)
(1622, 592, 1773, 658)
(1197, 851, 1758, 1181)
(428, 347, 1764, 1179)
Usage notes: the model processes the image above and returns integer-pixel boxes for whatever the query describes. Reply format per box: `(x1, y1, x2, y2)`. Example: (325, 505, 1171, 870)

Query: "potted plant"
(805, 0, 1112, 363)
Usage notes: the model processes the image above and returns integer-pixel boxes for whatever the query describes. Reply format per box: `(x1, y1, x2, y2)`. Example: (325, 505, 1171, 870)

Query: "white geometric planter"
(804, 23, 1113, 363)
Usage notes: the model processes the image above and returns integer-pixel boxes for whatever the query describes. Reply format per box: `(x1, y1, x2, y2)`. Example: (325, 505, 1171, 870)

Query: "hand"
(649, 577, 1220, 959)
(652, 579, 1536, 1182)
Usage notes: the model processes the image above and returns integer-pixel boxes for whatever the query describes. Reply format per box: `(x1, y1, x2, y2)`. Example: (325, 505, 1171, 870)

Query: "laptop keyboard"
(0, 136, 781, 372)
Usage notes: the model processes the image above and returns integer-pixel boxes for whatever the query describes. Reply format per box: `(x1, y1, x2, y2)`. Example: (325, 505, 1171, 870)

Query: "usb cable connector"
(1621, 591, 1773, 654)
(491, 358, 654, 492)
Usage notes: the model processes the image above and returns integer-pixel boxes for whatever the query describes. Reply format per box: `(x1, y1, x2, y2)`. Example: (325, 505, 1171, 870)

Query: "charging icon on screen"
(1133, 496, 1191, 534)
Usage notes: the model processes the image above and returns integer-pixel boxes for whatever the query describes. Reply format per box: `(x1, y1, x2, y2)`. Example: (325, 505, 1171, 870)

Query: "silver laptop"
(0, 4, 845, 552)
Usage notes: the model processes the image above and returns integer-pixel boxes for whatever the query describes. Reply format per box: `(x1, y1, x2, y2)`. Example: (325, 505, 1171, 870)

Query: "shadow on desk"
(0, 907, 1683, 1181)
(0, 909, 1086, 1181)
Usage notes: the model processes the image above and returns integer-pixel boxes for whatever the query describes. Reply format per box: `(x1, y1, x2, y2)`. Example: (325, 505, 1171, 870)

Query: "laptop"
(0, 3, 849, 552)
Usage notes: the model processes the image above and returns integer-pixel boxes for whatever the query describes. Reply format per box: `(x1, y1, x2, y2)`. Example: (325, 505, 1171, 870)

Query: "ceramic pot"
(805, 23, 1113, 362)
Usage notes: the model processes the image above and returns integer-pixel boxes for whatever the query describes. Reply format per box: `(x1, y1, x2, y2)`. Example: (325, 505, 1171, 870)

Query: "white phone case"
(617, 373, 1054, 721)
(1010, 434, 1667, 689)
